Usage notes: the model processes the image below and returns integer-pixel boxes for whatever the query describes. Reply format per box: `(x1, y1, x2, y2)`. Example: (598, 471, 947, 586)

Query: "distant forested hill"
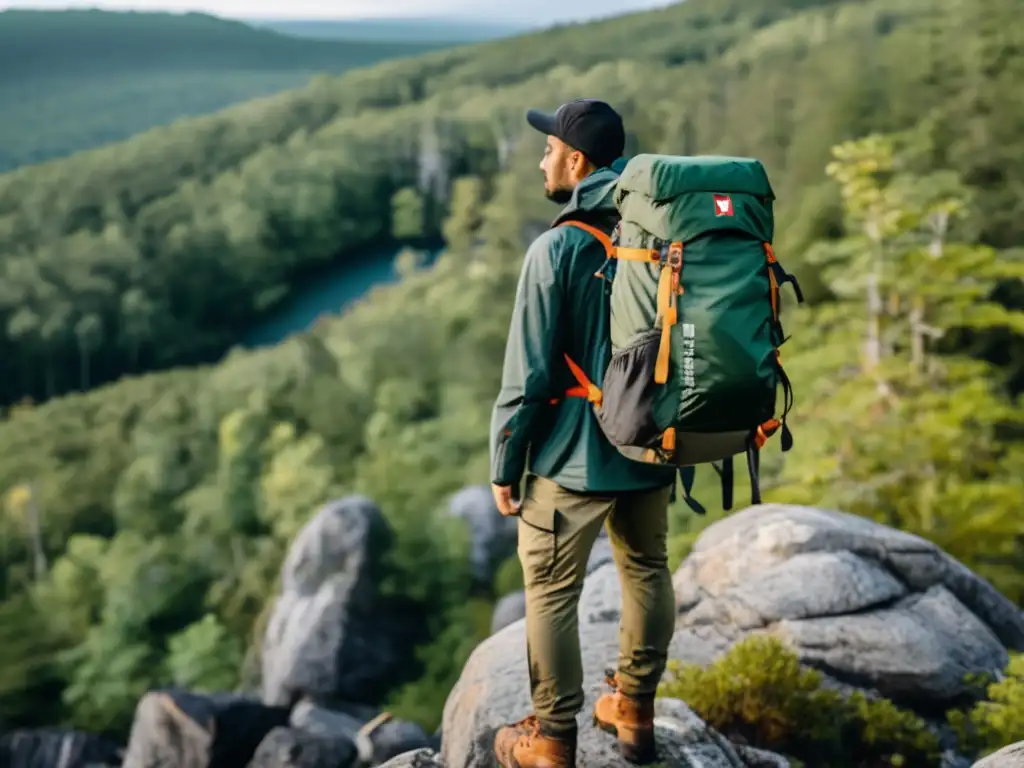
(0, 9, 458, 170)
(250, 17, 525, 43)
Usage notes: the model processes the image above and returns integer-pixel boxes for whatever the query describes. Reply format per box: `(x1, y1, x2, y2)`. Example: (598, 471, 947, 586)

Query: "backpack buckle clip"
(666, 241, 683, 270)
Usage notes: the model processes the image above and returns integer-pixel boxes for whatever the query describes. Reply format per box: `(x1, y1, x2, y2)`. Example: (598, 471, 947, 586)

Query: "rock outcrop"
(289, 701, 433, 765)
(248, 727, 357, 768)
(674, 504, 1024, 710)
(19, 500, 1022, 768)
(490, 591, 526, 635)
(445, 486, 517, 585)
(377, 749, 445, 768)
(121, 690, 290, 768)
(441, 562, 721, 767)
(383, 695, 797, 768)
(261, 496, 415, 708)
(442, 503, 1024, 767)
(973, 741, 1024, 767)
(119, 687, 435, 768)
(0, 728, 122, 768)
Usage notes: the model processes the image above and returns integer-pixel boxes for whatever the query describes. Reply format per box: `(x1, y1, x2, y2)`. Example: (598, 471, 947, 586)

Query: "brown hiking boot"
(592, 669, 657, 764)
(493, 714, 576, 768)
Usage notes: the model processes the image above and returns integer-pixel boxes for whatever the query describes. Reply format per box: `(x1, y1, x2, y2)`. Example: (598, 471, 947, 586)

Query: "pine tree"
(772, 129, 1024, 601)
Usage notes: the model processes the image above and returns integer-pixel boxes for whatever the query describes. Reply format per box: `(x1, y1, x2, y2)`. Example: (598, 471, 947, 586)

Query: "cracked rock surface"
(972, 741, 1024, 767)
(674, 504, 1024, 709)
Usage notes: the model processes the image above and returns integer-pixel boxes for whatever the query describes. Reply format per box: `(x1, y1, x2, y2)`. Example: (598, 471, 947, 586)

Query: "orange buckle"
(755, 418, 781, 449)
(666, 241, 683, 269)
(661, 427, 676, 452)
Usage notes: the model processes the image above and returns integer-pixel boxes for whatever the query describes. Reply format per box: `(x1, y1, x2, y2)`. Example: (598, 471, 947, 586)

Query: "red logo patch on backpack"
(713, 194, 734, 217)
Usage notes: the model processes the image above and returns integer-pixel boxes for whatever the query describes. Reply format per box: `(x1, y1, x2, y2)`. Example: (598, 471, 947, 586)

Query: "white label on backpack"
(682, 323, 696, 389)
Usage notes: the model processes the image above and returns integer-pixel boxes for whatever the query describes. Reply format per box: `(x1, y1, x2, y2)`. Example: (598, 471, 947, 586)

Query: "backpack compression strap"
(552, 220, 683, 456)
(713, 243, 803, 509)
(558, 223, 683, 388)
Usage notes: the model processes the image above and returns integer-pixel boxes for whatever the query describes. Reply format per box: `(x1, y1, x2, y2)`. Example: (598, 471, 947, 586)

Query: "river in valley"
(241, 245, 434, 348)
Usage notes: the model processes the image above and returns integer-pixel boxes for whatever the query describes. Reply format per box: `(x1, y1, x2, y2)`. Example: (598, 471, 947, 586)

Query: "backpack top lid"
(614, 154, 775, 204)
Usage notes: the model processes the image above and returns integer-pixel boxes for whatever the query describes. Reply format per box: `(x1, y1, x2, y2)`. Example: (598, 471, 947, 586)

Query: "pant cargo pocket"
(518, 500, 558, 585)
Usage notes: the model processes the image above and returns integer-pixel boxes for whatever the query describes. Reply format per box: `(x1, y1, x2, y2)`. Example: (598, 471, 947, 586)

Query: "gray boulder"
(674, 504, 1024, 709)
(290, 701, 433, 766)
(490, 591, 526, 635)
(446, 486, 517, 585)
(0, 728, 122, 768)
(652, 698, 788, 766)
(440, 503, 1024, 767)
(585, 528, 615, 574)
(247, 727, 356, 768)
(261, 496, 413, 708)
(376, 749, 445, 768)
(121, 690, 289, 768)
(973, 741, 1024, 767)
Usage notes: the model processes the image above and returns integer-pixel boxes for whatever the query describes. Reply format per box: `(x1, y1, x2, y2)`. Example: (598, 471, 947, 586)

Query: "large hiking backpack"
(559, 154, 804, 512)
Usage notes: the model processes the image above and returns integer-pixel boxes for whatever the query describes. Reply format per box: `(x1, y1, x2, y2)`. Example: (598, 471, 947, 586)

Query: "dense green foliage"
(950, 652, 1024, 758)
(769, 127, 1024, 602)
(0, 9, 452, 170)
(661, 638, 1024, 766)
(0, 0, 1021, 749)
(659, 635, 941, 766)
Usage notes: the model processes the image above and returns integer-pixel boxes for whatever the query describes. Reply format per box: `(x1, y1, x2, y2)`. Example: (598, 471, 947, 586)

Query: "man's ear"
(572, 151, 595, 180)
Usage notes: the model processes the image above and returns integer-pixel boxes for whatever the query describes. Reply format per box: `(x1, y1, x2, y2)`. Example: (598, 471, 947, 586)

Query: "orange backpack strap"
(556, 220, 661, 262)
(548, 353, 602, 407)
(549, 221, 672, 411)
(557, 220, 614, 258)
(539, 222, 612, 409)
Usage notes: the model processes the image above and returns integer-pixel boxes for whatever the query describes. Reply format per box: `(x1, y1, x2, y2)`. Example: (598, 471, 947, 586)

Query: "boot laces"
(603, 668, 621, 691)
(514, 714, 541, 745)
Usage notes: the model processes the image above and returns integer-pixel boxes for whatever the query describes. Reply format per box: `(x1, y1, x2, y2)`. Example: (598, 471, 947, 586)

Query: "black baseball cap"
(526, 98, 625, 168)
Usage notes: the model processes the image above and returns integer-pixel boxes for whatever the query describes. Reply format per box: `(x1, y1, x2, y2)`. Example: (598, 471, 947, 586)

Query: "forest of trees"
(251, 17, 523, 43)
(0, 0, 1022, 760)
(0, 9, 454, 171)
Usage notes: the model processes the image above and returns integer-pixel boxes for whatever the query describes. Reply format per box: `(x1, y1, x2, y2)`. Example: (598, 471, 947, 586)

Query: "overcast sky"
(0, 0, 676, 22)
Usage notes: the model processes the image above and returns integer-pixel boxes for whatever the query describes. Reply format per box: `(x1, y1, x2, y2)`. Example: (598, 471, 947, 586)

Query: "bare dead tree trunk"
(864, 219, 894, 401)
(24, 483, 46, 582)
(864, 224, 883, 371)
(491, 110, 518, 171)
(910, 295, 926, 371)
(910, 208, 950, 372)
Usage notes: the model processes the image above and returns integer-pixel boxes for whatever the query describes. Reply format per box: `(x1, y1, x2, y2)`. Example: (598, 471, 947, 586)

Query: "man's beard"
(545, 185, 573, 204)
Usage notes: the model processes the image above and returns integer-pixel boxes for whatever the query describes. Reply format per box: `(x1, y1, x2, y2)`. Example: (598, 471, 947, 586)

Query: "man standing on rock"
(489, 98, 678, 768)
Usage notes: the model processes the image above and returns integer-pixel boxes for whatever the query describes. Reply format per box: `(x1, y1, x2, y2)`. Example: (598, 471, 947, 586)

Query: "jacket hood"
(552, 156, 627, 226)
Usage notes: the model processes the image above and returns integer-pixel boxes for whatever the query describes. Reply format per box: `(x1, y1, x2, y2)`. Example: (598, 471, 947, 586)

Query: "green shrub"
(384, 596, 493, 732)
(948, 652, 1024, 759)
(667, 531, 698, 572)
(493, 554, 524, 598)
(657, 634, 940, 767)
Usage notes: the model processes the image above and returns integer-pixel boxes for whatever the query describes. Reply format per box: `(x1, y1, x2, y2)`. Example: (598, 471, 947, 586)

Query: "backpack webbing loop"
(655, 241, 683, 386)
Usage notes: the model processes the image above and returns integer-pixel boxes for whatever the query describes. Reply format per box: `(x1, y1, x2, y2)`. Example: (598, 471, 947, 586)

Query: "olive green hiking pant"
(516, 474, 675, 735)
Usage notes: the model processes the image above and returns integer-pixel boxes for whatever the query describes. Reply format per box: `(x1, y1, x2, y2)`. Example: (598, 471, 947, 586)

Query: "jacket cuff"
(491, 429, 526, 486)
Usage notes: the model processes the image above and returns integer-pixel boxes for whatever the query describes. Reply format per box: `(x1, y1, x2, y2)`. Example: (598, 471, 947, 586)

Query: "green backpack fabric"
(559, 154, 804, 512)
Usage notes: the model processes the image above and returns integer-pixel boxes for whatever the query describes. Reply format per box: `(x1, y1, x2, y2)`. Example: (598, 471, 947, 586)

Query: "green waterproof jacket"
(489, 159, 677, 494)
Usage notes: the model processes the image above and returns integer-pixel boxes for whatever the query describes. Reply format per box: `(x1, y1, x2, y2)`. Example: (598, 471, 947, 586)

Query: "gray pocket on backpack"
(596, 328, 664, 448)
